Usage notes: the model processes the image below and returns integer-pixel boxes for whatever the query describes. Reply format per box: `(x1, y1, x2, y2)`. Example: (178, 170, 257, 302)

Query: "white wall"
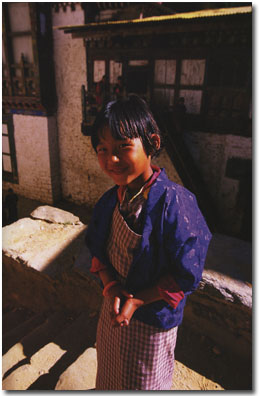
(3, 114, 60, 203)
(52, 5, 112, 206)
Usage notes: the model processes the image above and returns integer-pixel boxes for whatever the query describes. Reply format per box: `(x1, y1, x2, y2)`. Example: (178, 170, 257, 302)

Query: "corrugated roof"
(56, 6, 252, 32)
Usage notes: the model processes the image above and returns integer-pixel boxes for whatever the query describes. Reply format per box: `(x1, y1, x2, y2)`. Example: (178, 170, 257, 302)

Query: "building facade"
(2, 3, 252, 240)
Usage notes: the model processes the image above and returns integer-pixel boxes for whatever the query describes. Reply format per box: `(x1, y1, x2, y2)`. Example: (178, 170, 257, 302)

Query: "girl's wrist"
(134, 286, 162, 306)
(131, 297, 145, 310)
(103, 280, 119, 297)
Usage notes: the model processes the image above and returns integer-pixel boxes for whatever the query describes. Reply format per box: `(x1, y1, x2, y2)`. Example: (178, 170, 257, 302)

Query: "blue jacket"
(85, 169, 212, 329)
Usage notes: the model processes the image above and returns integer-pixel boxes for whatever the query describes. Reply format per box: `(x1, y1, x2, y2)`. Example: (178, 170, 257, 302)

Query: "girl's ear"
(150, 134, 161, 151)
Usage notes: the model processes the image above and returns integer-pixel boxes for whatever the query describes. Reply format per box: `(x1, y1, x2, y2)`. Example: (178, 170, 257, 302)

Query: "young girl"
(85, 94, 212, 390)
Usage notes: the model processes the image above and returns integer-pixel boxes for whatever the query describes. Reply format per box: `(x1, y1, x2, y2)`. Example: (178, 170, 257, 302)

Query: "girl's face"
(96, 126, 154, 192)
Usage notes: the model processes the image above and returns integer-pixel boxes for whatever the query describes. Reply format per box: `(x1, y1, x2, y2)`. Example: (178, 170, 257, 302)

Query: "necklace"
(124, 173, 154, 203)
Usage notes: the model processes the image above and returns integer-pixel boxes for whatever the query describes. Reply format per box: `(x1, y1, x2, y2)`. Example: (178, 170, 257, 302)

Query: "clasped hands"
(104, 282, 144, 328)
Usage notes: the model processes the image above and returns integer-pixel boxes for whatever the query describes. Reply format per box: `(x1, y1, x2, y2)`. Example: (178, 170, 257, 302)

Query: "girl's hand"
(111, 284, 164, 327)
(104, 283, 133, 318)
(111, 285, 133, 315)
(111, 297, 144, 328)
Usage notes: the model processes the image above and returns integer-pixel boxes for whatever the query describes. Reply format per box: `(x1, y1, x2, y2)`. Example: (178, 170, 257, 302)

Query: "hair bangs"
(108, 103, 142, 141)
(91, 94, 162, 157)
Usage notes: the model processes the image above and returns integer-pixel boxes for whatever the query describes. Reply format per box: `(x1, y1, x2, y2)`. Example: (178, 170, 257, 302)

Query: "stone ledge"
(2, 206, 102, 314)
(199, 269, 252, 308)
(30, 205, 81, 225)
(185, 233, 252, 360)
(2, 206, 86, 278)
(2, 208, 252, 312)
(203, 232, 252, 303)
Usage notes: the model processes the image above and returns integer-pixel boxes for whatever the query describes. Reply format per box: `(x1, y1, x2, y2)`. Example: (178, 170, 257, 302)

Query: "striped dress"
(95, 202, 178, 390)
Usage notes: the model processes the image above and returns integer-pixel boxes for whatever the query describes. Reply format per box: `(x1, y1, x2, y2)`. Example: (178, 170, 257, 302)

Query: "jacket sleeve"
(163, 186, 212, 296)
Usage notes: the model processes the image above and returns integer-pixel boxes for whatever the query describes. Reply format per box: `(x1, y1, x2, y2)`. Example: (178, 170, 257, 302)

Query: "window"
(153, 60, 176, 108)
(109, 60, 122, 85)
(2, 3, 56, 115)
(2, 115, 18, 183)
(153, 58, 206, 114)
(93, 60, 106, 83)
(2, 3, 35, 98)
(179, 59, 205, 114)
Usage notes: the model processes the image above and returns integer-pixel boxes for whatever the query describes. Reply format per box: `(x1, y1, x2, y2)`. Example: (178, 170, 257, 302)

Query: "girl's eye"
(119, 143, 131, 148)
(97, 147, 106, 153)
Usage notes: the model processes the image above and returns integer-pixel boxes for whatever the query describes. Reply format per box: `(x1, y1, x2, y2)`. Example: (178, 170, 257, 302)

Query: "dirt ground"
(175, 322, 252, 390)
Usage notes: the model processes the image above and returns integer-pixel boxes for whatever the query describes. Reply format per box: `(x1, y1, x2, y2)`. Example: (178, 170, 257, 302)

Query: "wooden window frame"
(2, 114, 18, 184)
(85, 38, 251, 136)
(2, 3, 56, 116)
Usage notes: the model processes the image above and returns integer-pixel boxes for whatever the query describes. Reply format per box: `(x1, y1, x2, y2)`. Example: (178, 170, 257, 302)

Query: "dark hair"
(91, 94, 161, 157)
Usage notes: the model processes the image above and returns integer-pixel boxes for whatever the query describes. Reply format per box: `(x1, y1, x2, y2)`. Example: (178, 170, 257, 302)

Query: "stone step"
(2, 309, 99, 391)
(2, 311, 72, 380)
(54, 347, 97, 390)
(2, 308, 224, 391)
(2, 307, 250, 391)
(2, 307, 35, 335)
(27, 309, 99, 390)
(2, 341, 67, 390)
(3, 312, 47, 355)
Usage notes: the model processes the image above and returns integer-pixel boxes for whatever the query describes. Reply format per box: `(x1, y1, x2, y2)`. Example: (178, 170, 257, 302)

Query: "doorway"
(125, 60, 149, 100)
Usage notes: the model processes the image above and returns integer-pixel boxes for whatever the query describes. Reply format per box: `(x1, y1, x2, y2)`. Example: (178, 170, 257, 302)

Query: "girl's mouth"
(109, 168, 127, 175)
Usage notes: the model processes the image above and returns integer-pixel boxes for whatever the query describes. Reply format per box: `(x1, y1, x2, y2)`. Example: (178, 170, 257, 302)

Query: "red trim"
(117, 185, 126, 203)
(90, 256, 107, 274)
(157, 274, 185, 309)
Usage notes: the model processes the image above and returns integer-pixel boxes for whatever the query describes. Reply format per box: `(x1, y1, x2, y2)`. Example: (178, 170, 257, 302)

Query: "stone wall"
(153, 148, 183, 186)
(2, 206, 102, 314)
(183, 131, 252, 236)
(184, 233, 252, 360)
(3, 115, 61, 204)
(2, 206, 252, 361)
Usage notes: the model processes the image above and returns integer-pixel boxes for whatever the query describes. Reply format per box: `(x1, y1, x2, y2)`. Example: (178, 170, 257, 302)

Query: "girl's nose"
(111, 154, 119, 162)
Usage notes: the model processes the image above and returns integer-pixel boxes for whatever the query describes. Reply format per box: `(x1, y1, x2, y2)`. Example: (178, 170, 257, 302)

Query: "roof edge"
(54, 6, 252, 32)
